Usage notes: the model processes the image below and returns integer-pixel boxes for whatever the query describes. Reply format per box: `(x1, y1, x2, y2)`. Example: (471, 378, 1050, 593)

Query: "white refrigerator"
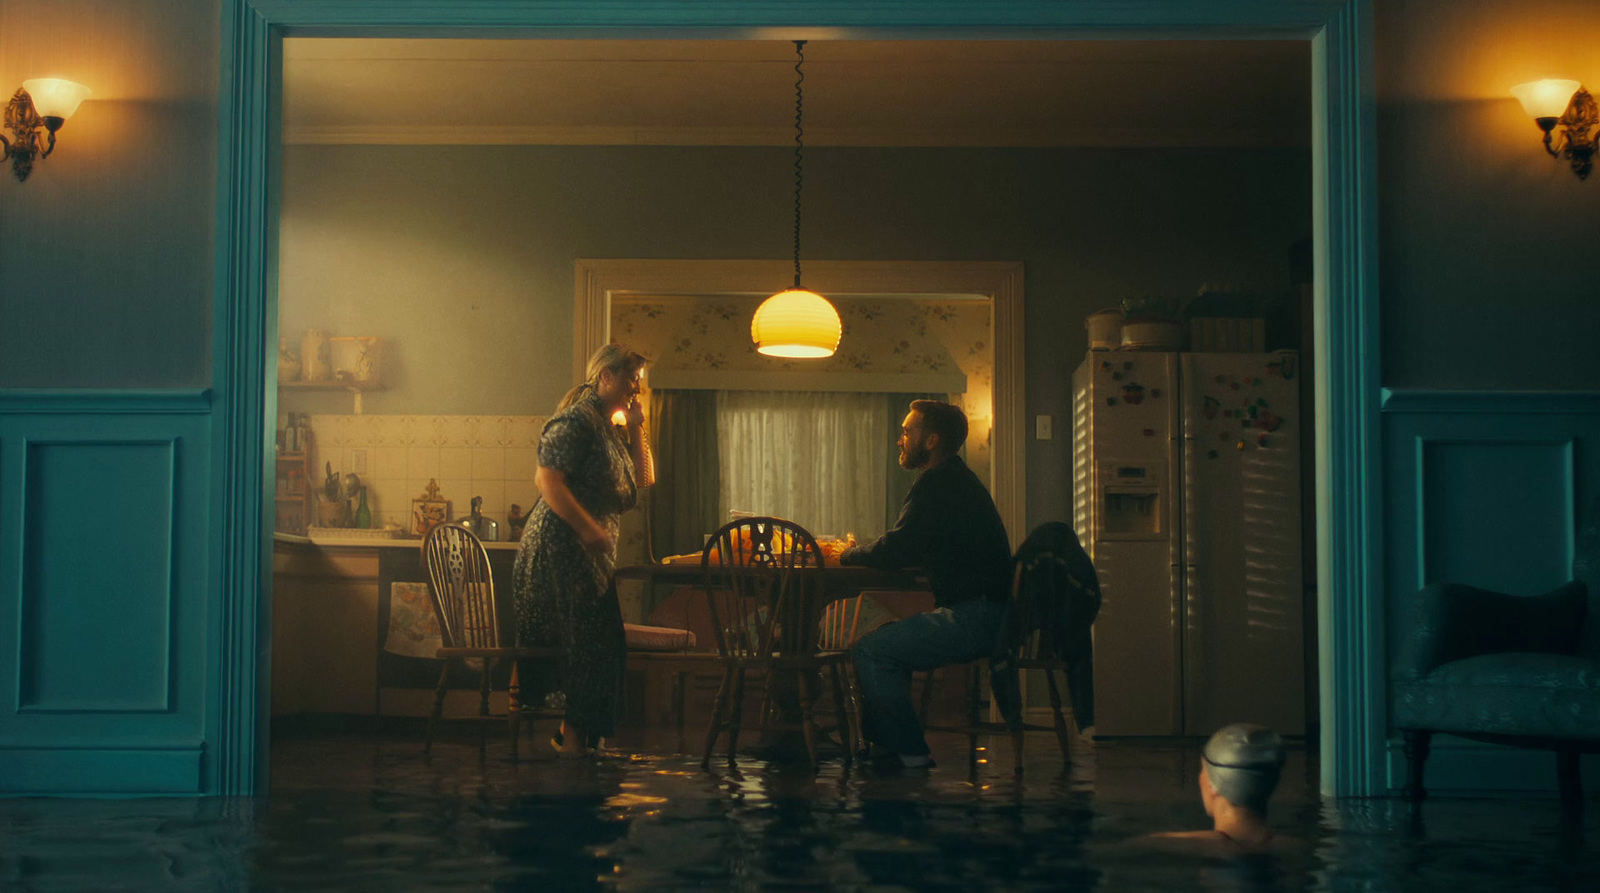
(1072, 350, 1305, 737)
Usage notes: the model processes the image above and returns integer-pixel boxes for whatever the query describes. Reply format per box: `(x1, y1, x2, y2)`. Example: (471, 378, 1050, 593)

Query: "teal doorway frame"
(217, 0, 1380, 797)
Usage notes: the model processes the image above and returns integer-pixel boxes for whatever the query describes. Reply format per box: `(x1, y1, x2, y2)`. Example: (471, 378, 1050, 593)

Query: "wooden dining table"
(612, 561, 931, 758)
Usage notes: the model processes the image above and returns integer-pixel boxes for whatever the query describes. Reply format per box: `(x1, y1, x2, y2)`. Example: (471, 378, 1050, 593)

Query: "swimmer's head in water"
(1201, 723, 1286, 815)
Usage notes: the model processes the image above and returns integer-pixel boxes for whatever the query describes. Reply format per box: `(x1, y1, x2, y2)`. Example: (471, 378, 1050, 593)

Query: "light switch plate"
(1035, 415, 1052, 440)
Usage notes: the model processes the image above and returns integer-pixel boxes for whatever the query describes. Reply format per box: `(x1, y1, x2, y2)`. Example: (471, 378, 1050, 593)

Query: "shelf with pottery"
(278, 332, 386, 413)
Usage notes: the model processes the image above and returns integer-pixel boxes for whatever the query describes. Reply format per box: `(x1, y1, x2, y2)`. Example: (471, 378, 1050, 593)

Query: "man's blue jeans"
(850, 599, 1008, 757)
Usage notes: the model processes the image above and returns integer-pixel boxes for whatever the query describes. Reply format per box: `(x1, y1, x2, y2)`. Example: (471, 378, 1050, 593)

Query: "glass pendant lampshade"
(752, 287, 843, 358)
(21, 78, 92, 124)
(1511, 79, 1581, 121)
(752, 40, 841, 360)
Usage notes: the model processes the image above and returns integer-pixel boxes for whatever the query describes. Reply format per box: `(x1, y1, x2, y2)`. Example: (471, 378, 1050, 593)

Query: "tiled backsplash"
(295, 414, 549, 534)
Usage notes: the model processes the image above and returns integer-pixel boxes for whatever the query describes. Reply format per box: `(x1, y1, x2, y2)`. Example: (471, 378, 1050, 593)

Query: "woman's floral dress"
(513, 392, 637, 739)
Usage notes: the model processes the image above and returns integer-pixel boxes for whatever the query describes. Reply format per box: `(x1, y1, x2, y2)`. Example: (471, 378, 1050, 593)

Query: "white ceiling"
(282, 39, 1311, 148)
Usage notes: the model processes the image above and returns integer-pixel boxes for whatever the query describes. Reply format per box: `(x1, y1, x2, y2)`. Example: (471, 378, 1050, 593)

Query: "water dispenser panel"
(1098, 461, 1164, 540)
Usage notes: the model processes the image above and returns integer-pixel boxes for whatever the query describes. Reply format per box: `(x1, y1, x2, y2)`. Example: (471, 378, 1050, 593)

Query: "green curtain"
(647, 389, 723, 560)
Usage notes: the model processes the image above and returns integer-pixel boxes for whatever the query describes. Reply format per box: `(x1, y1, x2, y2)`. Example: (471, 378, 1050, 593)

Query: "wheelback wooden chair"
(420, 522, 562, 758)
(921, 521, 1102, 775)
(698, 516, 855, 770)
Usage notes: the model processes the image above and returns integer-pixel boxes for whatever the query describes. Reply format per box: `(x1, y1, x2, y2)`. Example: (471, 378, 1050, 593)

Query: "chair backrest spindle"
(422, 523, 501, 650)
(701, 517, 824, 658)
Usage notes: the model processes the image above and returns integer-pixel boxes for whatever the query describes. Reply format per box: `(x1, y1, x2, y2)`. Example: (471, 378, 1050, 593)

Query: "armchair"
(1391, 573, 1599, 804)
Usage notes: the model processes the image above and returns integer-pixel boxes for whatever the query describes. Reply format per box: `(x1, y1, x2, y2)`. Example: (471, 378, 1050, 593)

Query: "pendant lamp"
(752, 40, 841, 359)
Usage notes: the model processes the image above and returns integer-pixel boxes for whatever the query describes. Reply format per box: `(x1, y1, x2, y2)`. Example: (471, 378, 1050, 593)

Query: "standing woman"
(514, 344, 654, 756)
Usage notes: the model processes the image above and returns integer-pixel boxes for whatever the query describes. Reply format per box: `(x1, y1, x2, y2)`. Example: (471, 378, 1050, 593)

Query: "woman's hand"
(621, 396, 645, 430)
(582, 526, 616, 554)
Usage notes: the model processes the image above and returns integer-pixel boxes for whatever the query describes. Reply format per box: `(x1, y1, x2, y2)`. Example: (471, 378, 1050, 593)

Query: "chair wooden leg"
(702, 667, 735, 769)
(478, 658, 493, 755)
(424, 662, 450, 754)
(966, 664, 982, 775)
(1012, 724, 1025, 777)
(673, 669, 689, 752)
(508, 662, 522, 761)
(828, 663, 854, 768)
(1556, 750, 1583, 807)
(726, 669, 749, 765)
(1402, 730, 1432, 802)
(796, 670, 820, 771)
(1043, 669, 1074, 766)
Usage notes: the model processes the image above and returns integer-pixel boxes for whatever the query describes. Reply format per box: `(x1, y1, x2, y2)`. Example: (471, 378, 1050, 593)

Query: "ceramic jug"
(301, 329, 330, 381)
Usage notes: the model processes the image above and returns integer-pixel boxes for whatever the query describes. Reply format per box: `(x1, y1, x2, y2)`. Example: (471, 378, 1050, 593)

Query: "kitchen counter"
(273, 531, 520, 550)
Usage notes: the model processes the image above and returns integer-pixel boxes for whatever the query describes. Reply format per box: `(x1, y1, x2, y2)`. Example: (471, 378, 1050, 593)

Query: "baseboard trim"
(0, 745, 203, 795)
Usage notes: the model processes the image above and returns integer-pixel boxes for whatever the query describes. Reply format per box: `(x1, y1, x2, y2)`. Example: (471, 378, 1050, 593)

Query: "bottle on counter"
(353, 487, 372, 529)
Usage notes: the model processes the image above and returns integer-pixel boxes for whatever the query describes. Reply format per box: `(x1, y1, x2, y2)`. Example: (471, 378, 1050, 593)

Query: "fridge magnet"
(1236, 440, 1247, 451)
(411, 479, 451, 537)
(1230, 381, 1241, 390)
(1150, 388, 1162, 398)
(1121, 383, 1146, 405)
(1257, 411, 1282, 432)
(1142, 428, 1156, 437)
(1266, 356, 1298, 379)
(1257, 433, 1271, 448)
(1123, 361, 1134, 371)
(1112, 371, 1123, 381)
(1100, 361, 1113, 372)
(1106, 397, 1118, 406)
(1208, 449, 1220, 459)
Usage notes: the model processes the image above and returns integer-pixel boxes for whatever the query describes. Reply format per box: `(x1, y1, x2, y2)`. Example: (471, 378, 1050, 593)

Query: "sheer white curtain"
(716, 391, 889, 540)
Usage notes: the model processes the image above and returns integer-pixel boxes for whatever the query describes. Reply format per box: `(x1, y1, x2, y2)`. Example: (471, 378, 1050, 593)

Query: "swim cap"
(1202, 723, 1286, 813)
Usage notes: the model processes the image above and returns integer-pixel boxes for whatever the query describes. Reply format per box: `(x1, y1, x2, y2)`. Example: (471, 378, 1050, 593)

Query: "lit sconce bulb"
(1510, 79, 1598, 179)
(611, 409, 627, 426)
(2, 77, 91, 181)
(21, 78, 93, 125)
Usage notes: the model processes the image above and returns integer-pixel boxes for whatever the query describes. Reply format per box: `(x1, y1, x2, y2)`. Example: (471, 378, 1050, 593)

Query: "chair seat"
(713, 650, 852, 669)
(1394, 652, 1600, 739)
(436, 646, 564, 659)
(624, 622, 697, 651)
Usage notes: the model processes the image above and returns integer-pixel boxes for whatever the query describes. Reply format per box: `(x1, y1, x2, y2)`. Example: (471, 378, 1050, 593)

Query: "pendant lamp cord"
(792, 39, 806, 289)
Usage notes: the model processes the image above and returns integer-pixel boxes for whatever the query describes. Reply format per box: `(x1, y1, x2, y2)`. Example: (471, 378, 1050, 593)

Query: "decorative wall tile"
(438, 447, 473, 480)
(472, 447, 505, 480)
(504, 447, 539, 482)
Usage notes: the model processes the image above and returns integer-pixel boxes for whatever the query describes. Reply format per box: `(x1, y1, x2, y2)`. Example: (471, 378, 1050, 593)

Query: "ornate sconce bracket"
(2, 88, 49, 182)
(1544, 87, 1598, 180)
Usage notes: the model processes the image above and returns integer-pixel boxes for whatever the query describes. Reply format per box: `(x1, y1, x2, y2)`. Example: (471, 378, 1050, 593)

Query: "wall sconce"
(1511, 79, 1597, 180)
(1, 78, 92, 182)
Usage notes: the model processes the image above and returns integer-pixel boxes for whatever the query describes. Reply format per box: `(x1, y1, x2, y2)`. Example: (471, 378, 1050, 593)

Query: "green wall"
(1376, 0, 1600, 388)
(0, 0, 218, 388)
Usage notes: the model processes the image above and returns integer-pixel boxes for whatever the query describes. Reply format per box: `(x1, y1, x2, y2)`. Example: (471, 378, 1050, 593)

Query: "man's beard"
(899, 442, 930, 469)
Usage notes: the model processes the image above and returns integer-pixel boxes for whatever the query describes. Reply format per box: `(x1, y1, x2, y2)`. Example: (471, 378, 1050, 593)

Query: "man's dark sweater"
(839, 455, 1012, 608)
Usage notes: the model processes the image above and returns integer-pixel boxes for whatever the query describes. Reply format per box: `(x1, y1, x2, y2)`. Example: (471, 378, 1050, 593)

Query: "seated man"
(841, 399, 1013, 770)
(1146, 723, 1291, 855)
